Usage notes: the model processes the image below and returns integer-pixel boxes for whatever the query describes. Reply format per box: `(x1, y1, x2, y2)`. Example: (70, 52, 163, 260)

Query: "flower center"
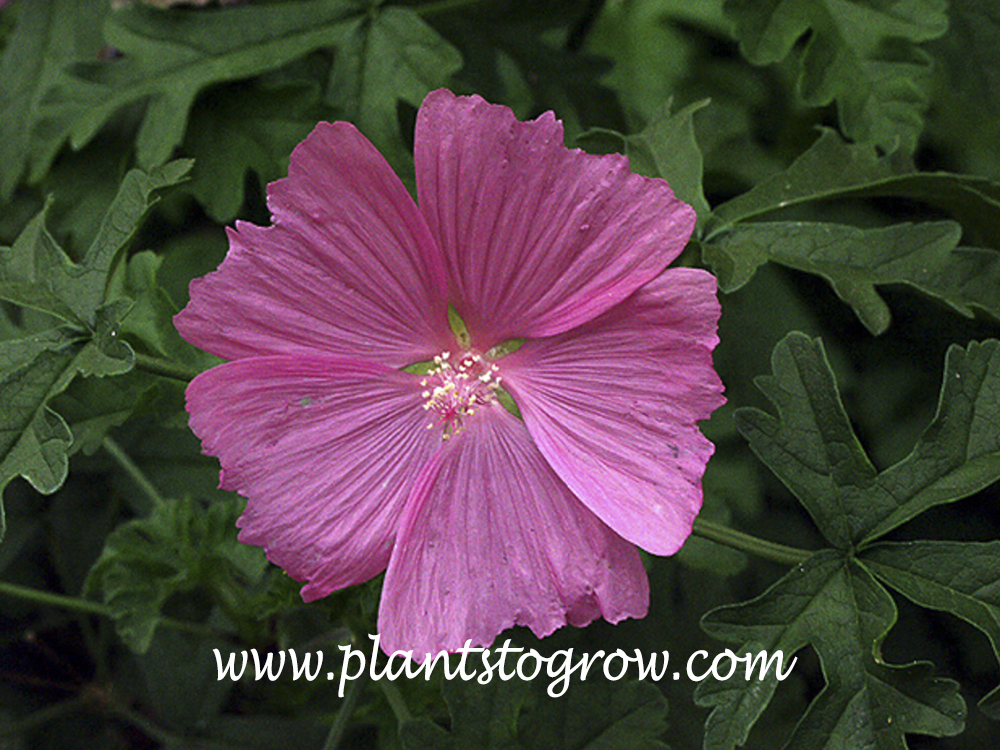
(421, 352, 501, 439)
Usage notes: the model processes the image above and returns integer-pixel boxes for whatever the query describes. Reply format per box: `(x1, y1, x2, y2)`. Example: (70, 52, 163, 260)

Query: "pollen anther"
(421, 352, 501, 439)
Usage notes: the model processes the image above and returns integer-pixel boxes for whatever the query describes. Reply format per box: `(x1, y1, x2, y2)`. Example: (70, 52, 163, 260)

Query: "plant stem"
(0, 581, 111, 617)
(0, 696, 89, 738)
(378, 678, 413, 725)
(324, 671, 370, 750)
(102, 436, 165, 513)
(133, 352, 201, 383)
(108, 701, 178, 746)
(691, 517, 812, 566)
(0, 581, 219, 638)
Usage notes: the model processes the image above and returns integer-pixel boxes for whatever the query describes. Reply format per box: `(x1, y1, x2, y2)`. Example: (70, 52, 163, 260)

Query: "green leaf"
(724, 0, 948, 151)
(737, 335, 1000, 548)
(0, 201, 86, 326)
(85, 496, 267, 653)
(325, 4, 462, 170)
(861, 541, 1000, 716)
(44, 0, 365, 170)
(703, 220, 1000, 334)
(80, 160, 192, 318)
(183, 80, 319, 221)
(858, 340, 1000, 543)
(599, 98, 711, 225)
(401, 677, 669, 750)
(0, 323, 133, 542)
(0, 163, 187, 543)
(402, 678, 529, 750)
(696, 550, 966, 750)
(0, 160, 192, 327)
(110, 249, 211, 368)
(434, 2, 624, 140)
(0, 0, 108, 198)
(930, 0, 1000, 115)
(586, 0, 730, 126)
(704, 129, 1000, 251)
(53, 370, 161, 456)
(735, 333, 876, 548)
(520, 679, 669, 750)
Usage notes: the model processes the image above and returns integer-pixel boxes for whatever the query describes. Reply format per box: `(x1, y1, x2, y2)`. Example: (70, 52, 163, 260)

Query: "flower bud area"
(421, 352, 502, 438)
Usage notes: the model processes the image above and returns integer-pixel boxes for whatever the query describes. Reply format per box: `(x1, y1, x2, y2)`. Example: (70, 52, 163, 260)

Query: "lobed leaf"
(859, 340, 1000, 543)
(38, 0, 460, 184)
(0, 323, 132, 542)
(704, 129, 1000, 250)
(0, 162, 188, 542)
(183, 81, 319, 221)
(325, 5, 462, 171)
(738, 334, 1000, 549)
(697, 551, 966, 749)
(735, 334, 876, 549)
(0, 160, 191, 327)
(0, 0, 109, 199)
(0, 201, 85, 326)
(724, 0, 948, 151)
(588, 99, 711, 226)
(41, 0, 357, 169)
(703, 220, 1000, 334)
(85, 496, 267, 653)
(861, 540, 1000, 716)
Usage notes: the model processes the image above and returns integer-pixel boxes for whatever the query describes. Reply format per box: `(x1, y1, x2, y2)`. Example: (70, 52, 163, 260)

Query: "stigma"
(421, 352, 501, 438)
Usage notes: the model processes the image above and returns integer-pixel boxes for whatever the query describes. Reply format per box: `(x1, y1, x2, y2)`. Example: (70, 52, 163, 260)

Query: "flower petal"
(378, 405, 648, 655)
(186, 356, 441, 599)
(414, 89, 696, 348)
(176, 122, 451, 368)
(500, 268, 725, 556)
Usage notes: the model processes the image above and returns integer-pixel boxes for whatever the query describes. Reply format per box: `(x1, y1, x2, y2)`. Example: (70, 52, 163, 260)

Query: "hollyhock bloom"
(175, 89, 724, 654)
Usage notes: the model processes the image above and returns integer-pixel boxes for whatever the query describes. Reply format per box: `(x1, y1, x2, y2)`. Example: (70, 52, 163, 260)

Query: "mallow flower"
(175, 89, 725, 654)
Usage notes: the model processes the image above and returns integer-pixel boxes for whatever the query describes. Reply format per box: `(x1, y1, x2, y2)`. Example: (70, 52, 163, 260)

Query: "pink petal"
(186, 356, 441, 599)
(414, 89, 696, 349)
(378, 405, 648, 655)
(175, 122, 452, 368)
(500, 268, 725, 556)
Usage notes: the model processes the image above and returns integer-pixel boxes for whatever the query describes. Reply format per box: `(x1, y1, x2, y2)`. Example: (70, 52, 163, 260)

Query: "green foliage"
(724, 0, 948, 152)
(434, 0, 624, 137)
(0, 0, 109, 199)
(581, 98, 711, 224)
(931, 0, 1000, 115)
(6, 0, 461, 213)
(587, 0, 729, 127)
(2, 0, 1000, 747)
(401, 677, 669, 750)
(698, 551, 966, 749)
(0, 160, 188, 541)
(183, 80, 320, 221)
(49, 0, 360, 170)
(85, 496, 267, 653)
(862, 542, 1000, 717)
(1, 160, 191, 326)
(737, 334, 1000, 548)
(702, 129, 1000, 333)
(325, 4, 463, 169)
(706, 221, 1000, 335)
(695, 333, 1000, 748)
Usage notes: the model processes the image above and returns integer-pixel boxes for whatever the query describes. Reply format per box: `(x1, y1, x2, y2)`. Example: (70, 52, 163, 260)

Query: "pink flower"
(175, 89, 725, 654)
